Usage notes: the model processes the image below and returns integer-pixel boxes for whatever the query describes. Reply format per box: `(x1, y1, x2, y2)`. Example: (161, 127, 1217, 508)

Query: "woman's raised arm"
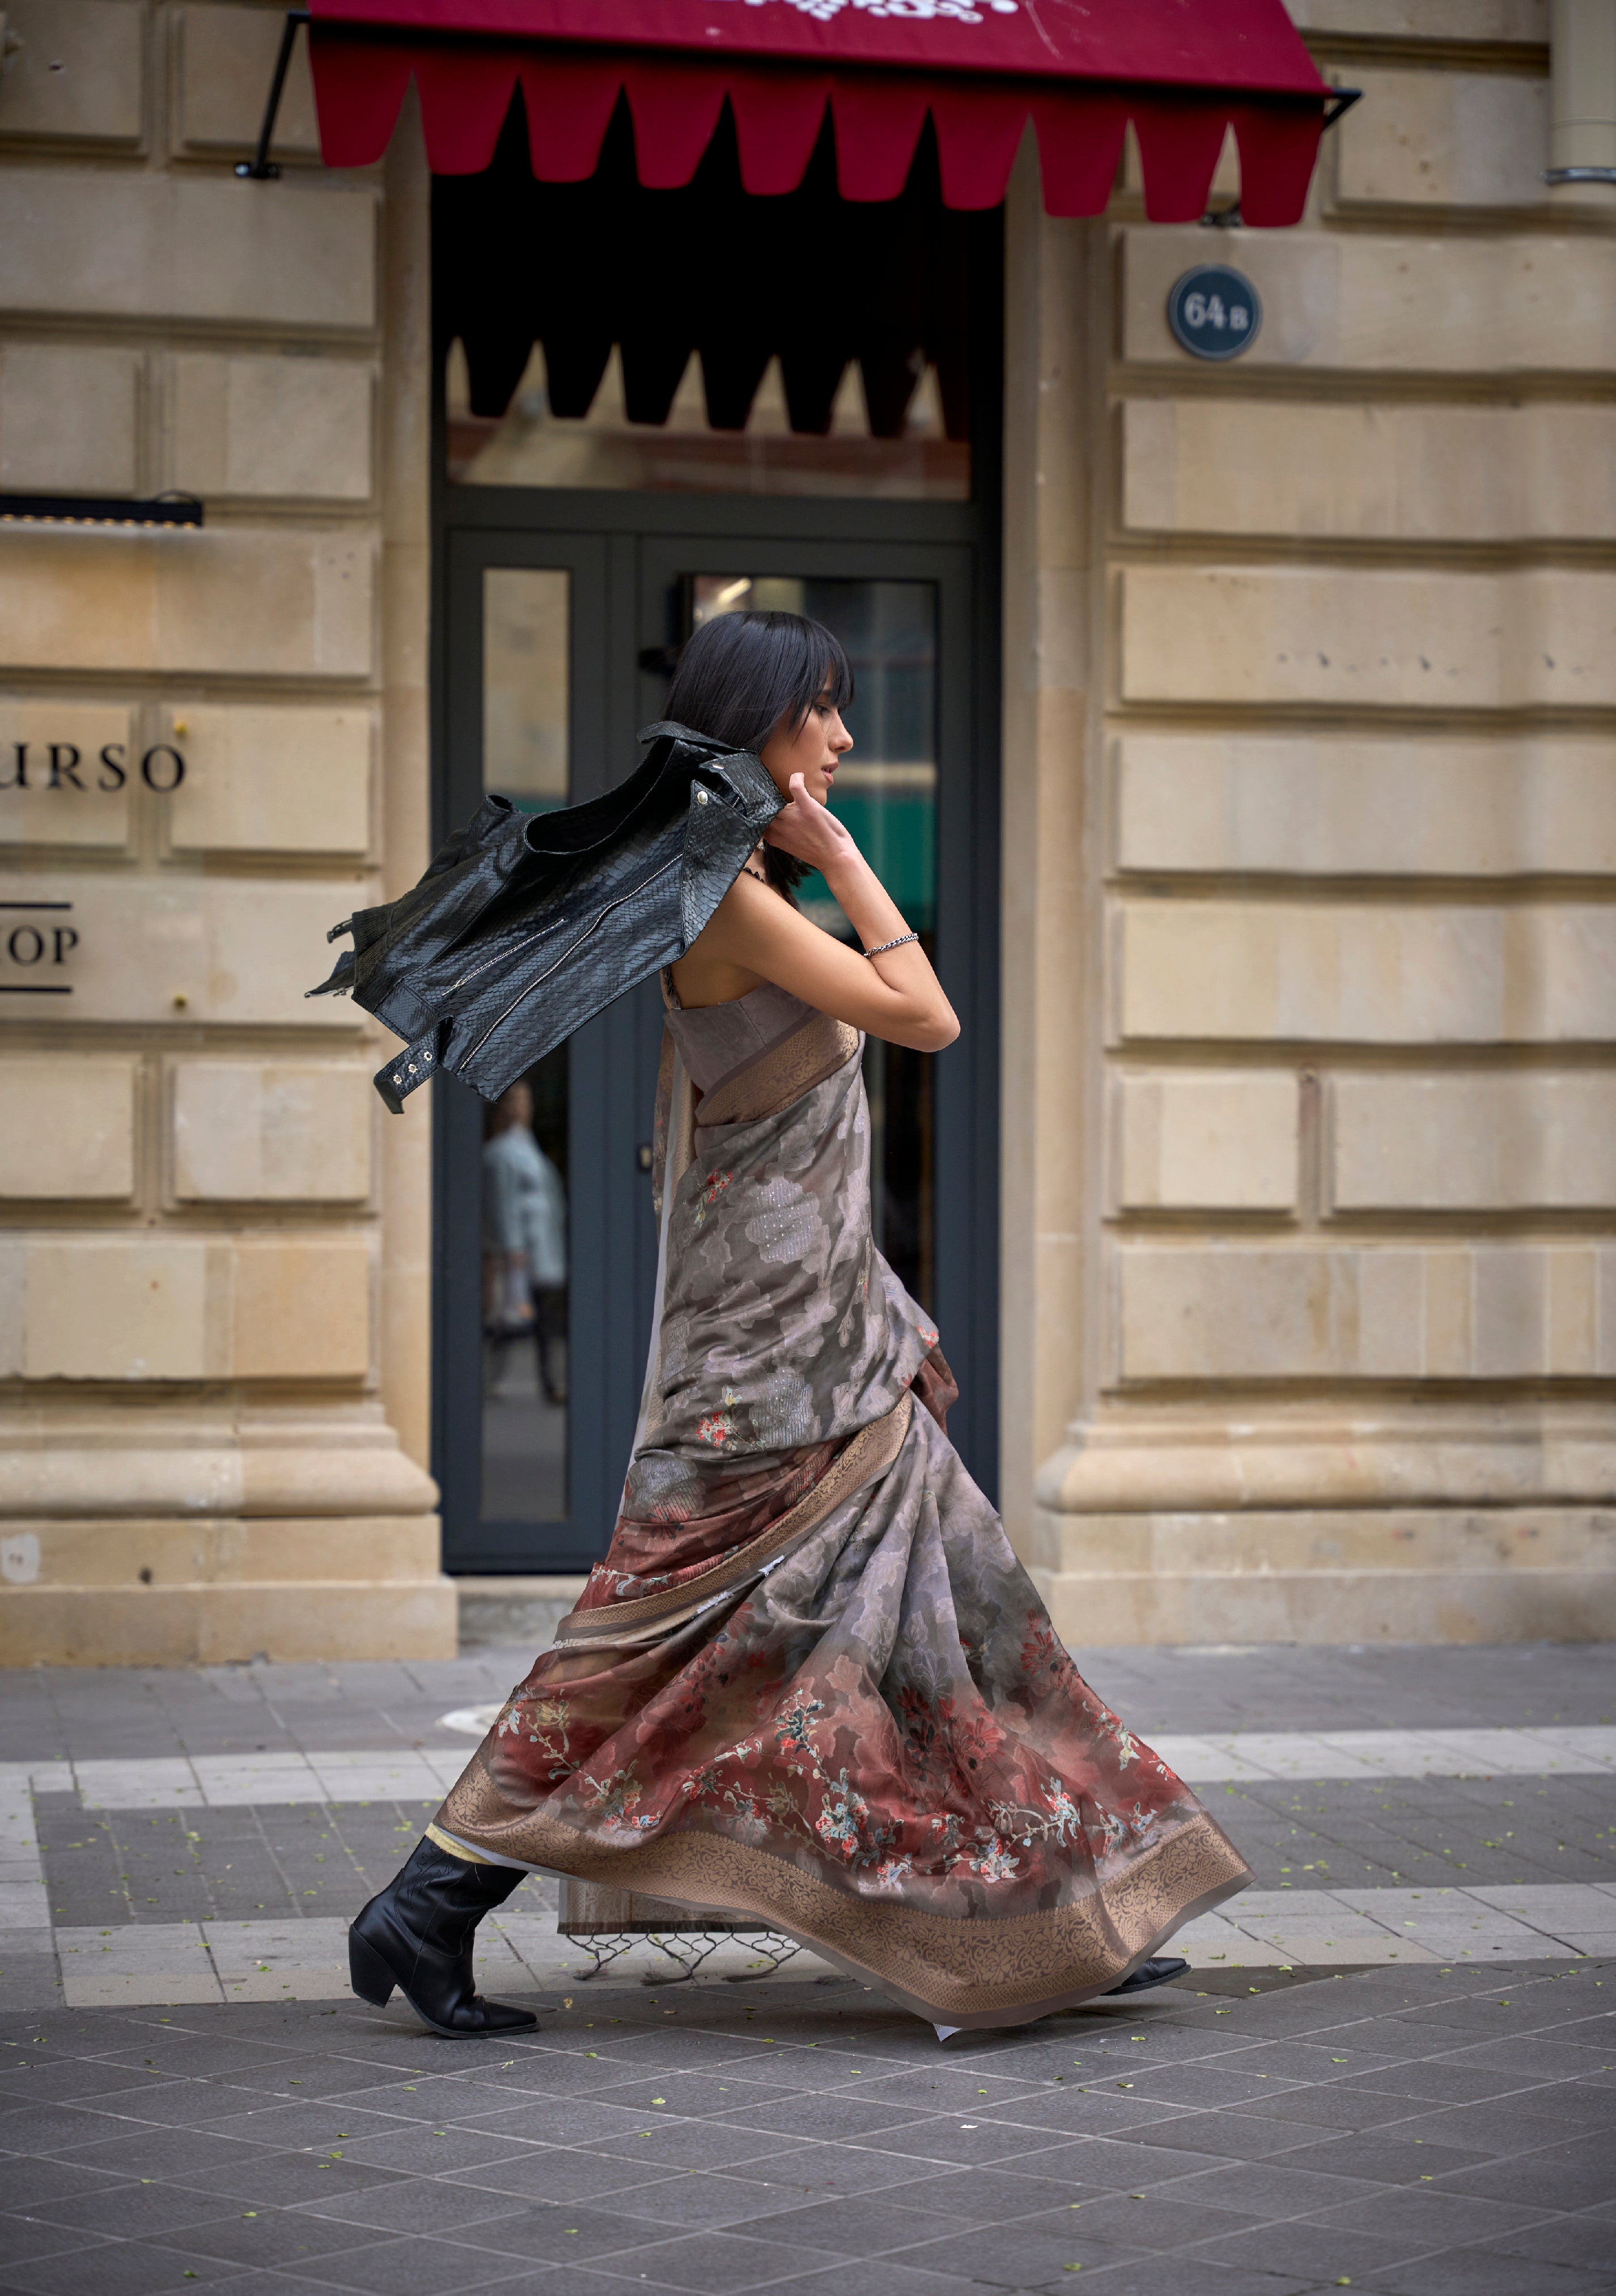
(692, 773, 959, 1054)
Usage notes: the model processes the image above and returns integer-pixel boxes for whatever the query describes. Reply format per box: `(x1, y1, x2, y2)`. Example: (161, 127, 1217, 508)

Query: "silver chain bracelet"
(863, 932, 919, 959)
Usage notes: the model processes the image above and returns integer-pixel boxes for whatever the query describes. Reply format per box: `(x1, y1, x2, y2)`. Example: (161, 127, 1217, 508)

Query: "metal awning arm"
(236, 7, 312, 181)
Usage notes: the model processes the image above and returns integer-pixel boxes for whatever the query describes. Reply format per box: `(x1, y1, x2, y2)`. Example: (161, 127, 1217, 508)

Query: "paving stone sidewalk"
(0, 1643, 1611, 2294)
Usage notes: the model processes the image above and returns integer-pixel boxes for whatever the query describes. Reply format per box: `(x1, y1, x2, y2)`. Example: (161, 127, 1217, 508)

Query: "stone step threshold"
(18, 1881, 1614, 2010)
(5, 1722, 1609, 1815)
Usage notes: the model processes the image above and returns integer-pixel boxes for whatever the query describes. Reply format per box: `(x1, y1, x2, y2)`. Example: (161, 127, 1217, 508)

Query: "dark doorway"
(430, 158, 1000, 1575)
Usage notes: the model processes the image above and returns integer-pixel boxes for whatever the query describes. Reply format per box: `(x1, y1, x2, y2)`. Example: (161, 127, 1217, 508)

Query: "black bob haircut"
(665, 609, 852, 894)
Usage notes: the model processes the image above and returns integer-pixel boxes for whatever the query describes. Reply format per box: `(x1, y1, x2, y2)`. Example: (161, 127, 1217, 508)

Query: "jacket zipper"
(443, 780, 728, 999)
(460, 855, 680, 1072)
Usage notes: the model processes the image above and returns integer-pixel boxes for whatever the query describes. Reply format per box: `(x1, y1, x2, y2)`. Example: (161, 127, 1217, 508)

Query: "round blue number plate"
(1167, 265, 1262, 361)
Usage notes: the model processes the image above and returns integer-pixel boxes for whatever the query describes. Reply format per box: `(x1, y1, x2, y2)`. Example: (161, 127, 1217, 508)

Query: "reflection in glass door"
(478, 570, 571, 1525)
(689, 575, 939, 1309)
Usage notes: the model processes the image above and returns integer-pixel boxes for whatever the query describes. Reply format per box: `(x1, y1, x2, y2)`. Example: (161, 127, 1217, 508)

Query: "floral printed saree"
(433, 977, 1250, 2029)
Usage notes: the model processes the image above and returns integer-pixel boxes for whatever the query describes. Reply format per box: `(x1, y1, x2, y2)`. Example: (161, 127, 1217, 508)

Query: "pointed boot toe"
(1103, 1955, 1189, 1998)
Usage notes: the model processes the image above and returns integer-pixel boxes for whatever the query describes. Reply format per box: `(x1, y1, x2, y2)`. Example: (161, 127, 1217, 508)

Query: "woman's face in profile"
(760, 686, 854, 807)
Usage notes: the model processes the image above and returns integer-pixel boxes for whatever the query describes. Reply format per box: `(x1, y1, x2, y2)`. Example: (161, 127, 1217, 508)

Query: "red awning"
(307, 0, 1331, 226)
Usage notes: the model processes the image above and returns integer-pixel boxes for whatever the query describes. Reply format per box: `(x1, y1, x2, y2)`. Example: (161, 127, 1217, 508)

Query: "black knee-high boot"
(349, 1838, 540, 2038)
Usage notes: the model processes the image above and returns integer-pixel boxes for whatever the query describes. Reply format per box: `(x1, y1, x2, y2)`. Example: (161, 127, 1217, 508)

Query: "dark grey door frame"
(430, 432, 1002, 1576)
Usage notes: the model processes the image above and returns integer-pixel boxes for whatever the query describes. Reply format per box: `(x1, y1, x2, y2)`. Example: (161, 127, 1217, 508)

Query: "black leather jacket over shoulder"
(308, 722, 784, 1111)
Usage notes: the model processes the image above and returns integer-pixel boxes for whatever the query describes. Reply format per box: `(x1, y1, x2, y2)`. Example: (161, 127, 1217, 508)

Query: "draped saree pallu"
(434, 978, 1252, 2030)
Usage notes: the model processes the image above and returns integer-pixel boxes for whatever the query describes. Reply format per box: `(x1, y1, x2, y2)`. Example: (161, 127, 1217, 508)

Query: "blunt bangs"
(665, 610, 853, 757)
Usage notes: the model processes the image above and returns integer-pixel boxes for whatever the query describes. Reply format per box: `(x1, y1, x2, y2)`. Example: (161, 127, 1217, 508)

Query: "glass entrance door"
(436, 515, 996, 1574)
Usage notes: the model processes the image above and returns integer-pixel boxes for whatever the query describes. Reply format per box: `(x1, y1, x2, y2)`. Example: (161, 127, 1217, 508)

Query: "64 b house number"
(1, 740, 186, 793)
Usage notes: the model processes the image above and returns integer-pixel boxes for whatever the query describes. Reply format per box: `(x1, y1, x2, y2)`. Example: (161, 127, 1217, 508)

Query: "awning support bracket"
(236, 7, 311, 181)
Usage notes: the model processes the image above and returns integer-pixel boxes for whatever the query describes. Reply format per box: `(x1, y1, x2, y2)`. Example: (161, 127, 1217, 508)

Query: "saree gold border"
(430, 1792, 1250, 2026)
(555, 1392, 914, 1648)
(697, 1014, 860, 1130)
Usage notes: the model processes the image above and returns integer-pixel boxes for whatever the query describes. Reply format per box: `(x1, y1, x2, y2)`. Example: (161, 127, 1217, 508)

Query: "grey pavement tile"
(1434, 2038, 1616, 2083)
(1396, 2103, 1606, 2149)
(584, 2116, 792, 2172)
(444, 2201, 765, 2265)
(461, 2053, 695, 2099)
(884, 2221, 1130, 2286)
(1434, 2134, 1616, 2213)
(313, 2124, 542, 2175)
(172, 2282, 404, 2296)
(1275, 2131, 1494, 2183)
(26, 2179, 252, 2240)
(172, 2154, 409, 2206)
(557, 2226, 858, 2291)
(142, 2207, 382, 2269)
(25, 2125, 282, 2183)
(1182, 2217, 1426, 2284)
(1310, 2183, 1551, 2244)
(928, 2087, 1185, 2142)
(696, 2189, 975, 2256)
(1012, 2136, 1235, 2191)
(594, 2170, 817, 2228)
(1355, 2244, 1610, 2295)
(56, 2082, 295, 2134)
(772, 2112, 1047, 2169)
(1206, 2038, 1413, 2083)
(0, 2219, 112, 2265)
(1045, 2259, 1318, 2296)
(868, 2163, 1106, 2219)
(570, 2072, 809, 2121)
(99, 2040, 311, 2082)
(1486, 2213, 1616, 2269)
(320, 2074, 550, 2120)
(282, 2175, 531, 2234)
(425, 2094, 659, 2147)
(759, 2264, 1002, 2296)
(0, 2062, 183, 2108)
(713, 2091, 939, 2142)
(0, 2157, 132, 2209)
(0, 2101, 137, 2154)
(1233, 2086, 1465, 2138)
(1110, 2062, 1305, 2108)
(436, 2146, 678, 2205)
(1126, 2111, 1330, 2160)
(1332, 2060, 1537, 2105)
(248, 2234, 531, 2294)
(0, 2241, 248, 2295)
(1150, 2158, 1383, 2217)
(186, 2099, 414, 2150)
(715, 2139, 949, 2196)
(1034, 2192, 1261, 2252)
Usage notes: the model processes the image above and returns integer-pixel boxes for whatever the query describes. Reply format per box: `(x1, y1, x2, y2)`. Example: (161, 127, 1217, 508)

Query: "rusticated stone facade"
(1, 0, 1610, 1661)
(0, 0, 450, 1661)
(1004, 0, 1616, 1641)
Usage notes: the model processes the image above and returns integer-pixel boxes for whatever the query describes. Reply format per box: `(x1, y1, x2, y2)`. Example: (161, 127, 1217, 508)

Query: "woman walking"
(350, 610, 1250, 2039)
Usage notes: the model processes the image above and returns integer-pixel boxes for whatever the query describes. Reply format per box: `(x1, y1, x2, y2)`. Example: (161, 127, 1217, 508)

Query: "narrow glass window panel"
(483, 566, 570, 814)
(480, 567, 570, 1523)
(689, 574, 939, 1310)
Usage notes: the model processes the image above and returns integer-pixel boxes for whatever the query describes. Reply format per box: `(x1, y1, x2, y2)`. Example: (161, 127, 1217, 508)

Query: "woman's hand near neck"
(669, 695, 958, 1054)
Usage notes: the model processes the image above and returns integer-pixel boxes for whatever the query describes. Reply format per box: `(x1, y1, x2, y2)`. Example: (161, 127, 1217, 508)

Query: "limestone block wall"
(0, 1, 451, 1662)
(1008, 0, 1616, 1643)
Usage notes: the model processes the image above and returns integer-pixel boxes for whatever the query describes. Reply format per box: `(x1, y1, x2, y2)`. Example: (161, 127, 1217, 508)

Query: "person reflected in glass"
(482, 1080, 567, 1408)
(351, 612, 1250, 2039)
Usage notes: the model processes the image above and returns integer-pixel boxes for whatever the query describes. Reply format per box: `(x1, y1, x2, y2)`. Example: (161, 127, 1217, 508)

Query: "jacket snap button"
(694, 788, 709, 804)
